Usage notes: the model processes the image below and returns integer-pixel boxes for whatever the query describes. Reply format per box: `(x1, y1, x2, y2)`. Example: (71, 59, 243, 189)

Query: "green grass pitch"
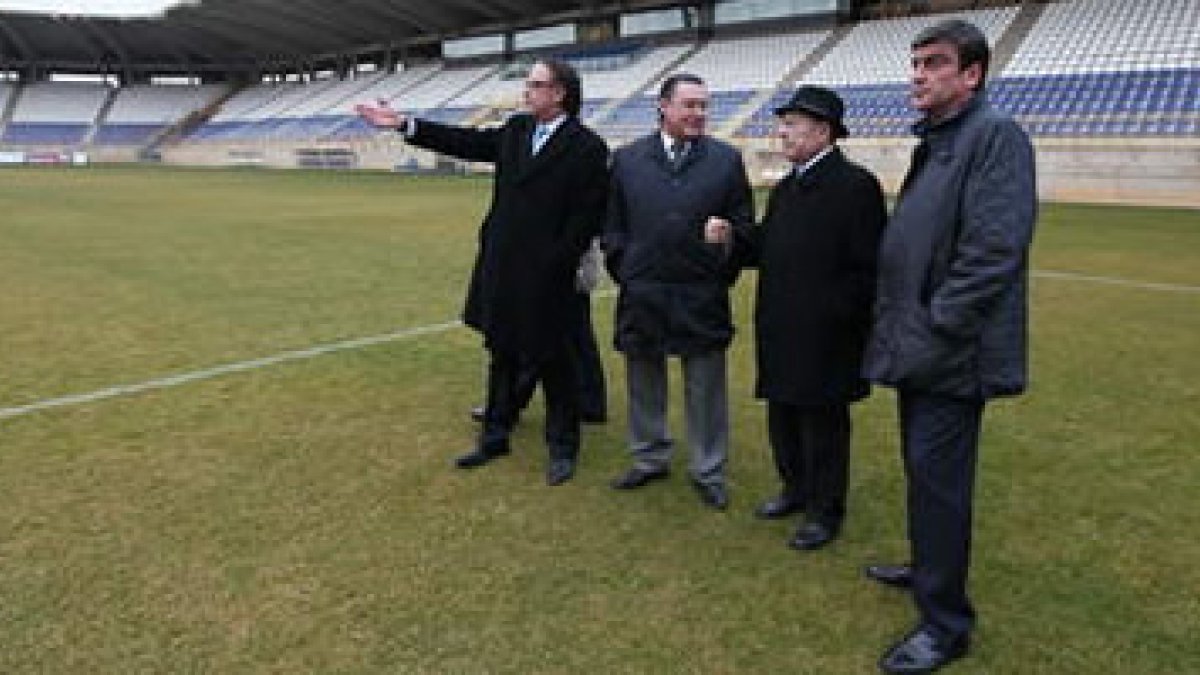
(0, 165, 1197, 673)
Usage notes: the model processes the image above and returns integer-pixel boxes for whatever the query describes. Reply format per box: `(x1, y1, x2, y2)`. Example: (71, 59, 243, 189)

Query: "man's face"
(910, 41, 981, 120)
(523, 63, 564, 120)
(775, 112, 831, 164)
(659, 81, 709, 140)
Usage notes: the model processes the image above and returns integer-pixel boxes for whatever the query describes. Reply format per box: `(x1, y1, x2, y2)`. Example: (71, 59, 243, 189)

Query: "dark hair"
(912, 19, 991, 89)
(537, 57, 582, 117)
(658, 72, 705, 101)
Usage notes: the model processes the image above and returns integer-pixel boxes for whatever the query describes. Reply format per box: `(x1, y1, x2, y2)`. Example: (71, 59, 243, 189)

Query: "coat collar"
(912, 92, 987, 141)
(515, 115, 582, 182)
(790, 145, 843, 189)
(639, 131, 708, 175)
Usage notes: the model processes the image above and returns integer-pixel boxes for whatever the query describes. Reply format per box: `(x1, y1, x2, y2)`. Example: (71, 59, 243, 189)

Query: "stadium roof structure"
(0, 0, 687, 73)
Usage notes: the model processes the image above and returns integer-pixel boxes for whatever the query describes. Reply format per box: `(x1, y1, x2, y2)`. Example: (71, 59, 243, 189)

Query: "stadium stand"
(587, 33, 837, 141)
(1004, 0, 1200, 75)
(570, 42, 693, 138)
(4, 82, 110, 145)
(738, 2, 1199, 140)
(806, 7, 1019, 85)
(739, 7, 1019, 138)
(0, 0, 1195, 205)
(996, 0, 1200, 137)
(95, 84, 228, 146)
(279, 64, 444, 142)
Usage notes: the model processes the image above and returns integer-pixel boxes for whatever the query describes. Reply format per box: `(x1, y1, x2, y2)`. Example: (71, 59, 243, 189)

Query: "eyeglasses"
(525, 79, 557, 90)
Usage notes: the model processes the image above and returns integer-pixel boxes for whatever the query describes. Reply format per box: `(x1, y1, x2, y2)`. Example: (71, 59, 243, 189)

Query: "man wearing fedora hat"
(708, 85, 886, 549)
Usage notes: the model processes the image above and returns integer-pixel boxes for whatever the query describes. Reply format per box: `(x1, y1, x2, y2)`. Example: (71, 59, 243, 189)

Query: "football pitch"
(1, 165, 1197, 673)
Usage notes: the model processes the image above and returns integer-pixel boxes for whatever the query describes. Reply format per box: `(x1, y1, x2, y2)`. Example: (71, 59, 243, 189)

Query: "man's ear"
(963, 61, 984, 91)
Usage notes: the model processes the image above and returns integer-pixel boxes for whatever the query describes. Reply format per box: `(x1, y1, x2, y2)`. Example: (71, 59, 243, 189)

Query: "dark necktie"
(670, 139, 688, 171)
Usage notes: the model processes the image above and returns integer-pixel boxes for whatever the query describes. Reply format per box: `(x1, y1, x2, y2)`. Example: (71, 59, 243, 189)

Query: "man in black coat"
(604, 73, 754, 510)
(709, 86, 886, 550)
(469, 241, 608, 426)
(356, 59, 610, 486)
(861, 20, 1037, 673)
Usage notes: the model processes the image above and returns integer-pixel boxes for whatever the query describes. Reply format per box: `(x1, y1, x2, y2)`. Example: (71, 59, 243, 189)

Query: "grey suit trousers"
(625, 350, 728, 486)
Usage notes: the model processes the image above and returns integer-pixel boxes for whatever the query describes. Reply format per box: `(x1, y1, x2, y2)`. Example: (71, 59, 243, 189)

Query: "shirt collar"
(793, 144, 835, 178)
(535, 113, 568, 137)
(661, 131, 694, 155)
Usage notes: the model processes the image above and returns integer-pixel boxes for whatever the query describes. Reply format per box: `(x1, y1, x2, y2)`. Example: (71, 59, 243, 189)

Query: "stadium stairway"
(81, 86, 119, 146)
(152, 83, 241, 152)
(434, 65, 504, 116)
(0, 82, 21, 139)
(990, 0, 1049, 73)
(716, 24, 852, 138)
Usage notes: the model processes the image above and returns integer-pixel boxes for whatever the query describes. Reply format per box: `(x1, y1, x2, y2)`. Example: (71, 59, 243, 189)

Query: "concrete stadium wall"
(158, 137, 441, 172)
(148, 135, 1200, 209)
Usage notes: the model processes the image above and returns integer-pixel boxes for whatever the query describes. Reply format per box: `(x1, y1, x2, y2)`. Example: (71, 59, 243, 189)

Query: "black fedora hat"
(774, 85, 849, 138)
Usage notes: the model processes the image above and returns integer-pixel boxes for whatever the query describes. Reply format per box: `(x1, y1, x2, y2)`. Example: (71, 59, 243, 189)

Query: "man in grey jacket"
(604, 73, 754, 510)
(861, 20, 1037, 674)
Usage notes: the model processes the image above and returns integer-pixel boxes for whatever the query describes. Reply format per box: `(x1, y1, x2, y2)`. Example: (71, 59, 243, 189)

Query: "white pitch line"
(1034, 269, 1200, 294)
(0, 320, 462, 420)
(0, 274, 1194, 421)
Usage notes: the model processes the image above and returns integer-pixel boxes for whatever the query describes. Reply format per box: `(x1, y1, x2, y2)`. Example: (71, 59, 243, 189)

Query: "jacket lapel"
(642, 134, 708, 176)
(792, 146, 841, 191)
(504, 114, 534, 171)
(642, 133, 672, 175)
(516, 117, 580, 183)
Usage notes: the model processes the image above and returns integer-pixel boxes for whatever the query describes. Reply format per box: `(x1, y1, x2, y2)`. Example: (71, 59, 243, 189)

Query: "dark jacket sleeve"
(555, 136, 610, 277)
(832, 171, 888, 321)
(720, 152, 756, 281)
(731, 222, 763, 269)
(407, 118, 502, 164)
(602, 151, 628, 282)
(930, 120, 1037, 339)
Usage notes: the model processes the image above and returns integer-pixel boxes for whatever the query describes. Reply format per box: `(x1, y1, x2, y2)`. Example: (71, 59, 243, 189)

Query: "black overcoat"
(740, 147, 887, 405)
(408, 114, 609, 357)
(604, 133, 754, 357)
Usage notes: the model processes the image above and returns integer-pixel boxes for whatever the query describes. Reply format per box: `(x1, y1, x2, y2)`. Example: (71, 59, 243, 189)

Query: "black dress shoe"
(546, 458, 576, 486)
(865, 563, 913, 589)
(610, 465, 670, 489)
(454, 445, 509, 469)
(878, 627, 968, 674)
(692, 481, 729, 511)
(789, 522, 838, 551)
(754, 494, 805, 519)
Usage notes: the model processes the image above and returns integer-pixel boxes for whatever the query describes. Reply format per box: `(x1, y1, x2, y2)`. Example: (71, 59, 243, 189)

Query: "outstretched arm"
(355, 99, 501, 164)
